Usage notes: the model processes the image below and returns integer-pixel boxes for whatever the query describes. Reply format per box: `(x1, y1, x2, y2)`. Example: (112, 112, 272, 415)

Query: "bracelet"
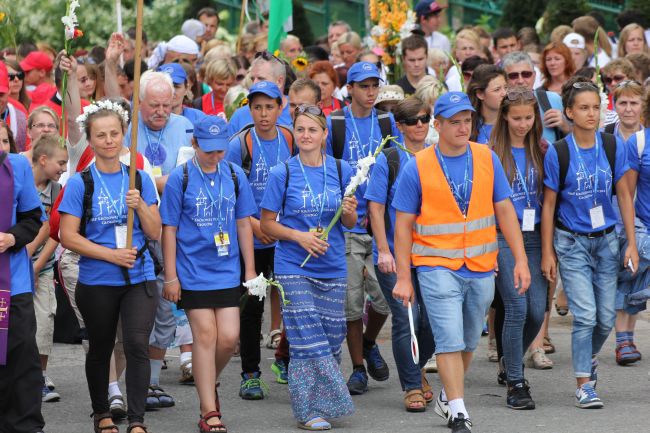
(163, 278, 178, 285)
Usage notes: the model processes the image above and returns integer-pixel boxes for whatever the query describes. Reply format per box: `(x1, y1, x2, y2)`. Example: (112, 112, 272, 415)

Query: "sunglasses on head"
(506, 88, 535, 101)
(295, 104, 324, 117)
(572, 81, 598, 90)
(604, 74, 626, 85)
(255, 51, 281, 63)
(400, 114, 431, 126)
(506, 70, 534, 80)
(616, 79, 642, 89)
(8, 72, 24, 81)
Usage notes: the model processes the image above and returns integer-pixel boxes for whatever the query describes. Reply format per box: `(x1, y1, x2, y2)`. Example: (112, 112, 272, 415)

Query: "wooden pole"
(125, 0, 144, 249)
(236, 0, 248, 54)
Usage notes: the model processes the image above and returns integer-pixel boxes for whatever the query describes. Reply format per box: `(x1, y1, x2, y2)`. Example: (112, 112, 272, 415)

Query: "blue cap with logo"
(347, 61, 383, 84)
(248, 80, 282, 100)
(434, 91, 476, 119)
(157, 63, 187, 85)
(193, 116, 229, 152)
(415, 0, 446, 17)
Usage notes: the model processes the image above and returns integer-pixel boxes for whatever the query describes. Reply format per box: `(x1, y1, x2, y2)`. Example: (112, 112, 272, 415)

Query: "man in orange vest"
(392, 92, 530, 433)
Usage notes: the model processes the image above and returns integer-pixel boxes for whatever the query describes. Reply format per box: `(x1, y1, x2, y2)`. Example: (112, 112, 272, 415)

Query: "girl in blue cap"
(260, 104, 357, 431)
(160, 116, 258, 433)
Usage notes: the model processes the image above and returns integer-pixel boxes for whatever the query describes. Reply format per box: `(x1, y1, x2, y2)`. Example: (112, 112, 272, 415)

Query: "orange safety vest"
(411, 142, 498, 272)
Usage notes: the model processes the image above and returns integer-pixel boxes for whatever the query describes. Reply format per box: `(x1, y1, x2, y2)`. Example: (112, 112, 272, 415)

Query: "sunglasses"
(604, 74, 626, 85)
(255, 51, 281, 63)
(616, 79, 642, 89)
(506, 70, 534, 80)
(8, 72, 24, 81)
(295, 104, 324, 117)
(506, 88, 535, 101)
(400, 114, 431, 126)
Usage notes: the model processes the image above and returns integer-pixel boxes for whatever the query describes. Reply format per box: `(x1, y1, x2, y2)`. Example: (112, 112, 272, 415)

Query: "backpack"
(366, 147, 401, 237)
(330, 108, 393, 160)
(181, 160, 239, 199)
(553, 132, 617, 198)
(535, 88, 563, 142)
(281, 158, 344, 214)
(603, 123, 616, 135)
(234, 124, 295, 176)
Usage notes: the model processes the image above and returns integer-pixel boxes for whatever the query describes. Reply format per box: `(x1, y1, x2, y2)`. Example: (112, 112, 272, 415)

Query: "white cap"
(181, 19, 206, 43)
(563, 33, 586, 50)
(167, 35, 200, 55)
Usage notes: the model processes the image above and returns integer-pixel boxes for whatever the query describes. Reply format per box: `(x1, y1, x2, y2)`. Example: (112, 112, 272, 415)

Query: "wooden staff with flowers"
(60, 0, 83, 146)
(125, 0, 145, 248)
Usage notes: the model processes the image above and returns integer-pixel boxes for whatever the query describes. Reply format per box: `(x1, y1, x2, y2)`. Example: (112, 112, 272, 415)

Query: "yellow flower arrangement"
(368, 0, 415, 70)
(292, 55, 309, 72)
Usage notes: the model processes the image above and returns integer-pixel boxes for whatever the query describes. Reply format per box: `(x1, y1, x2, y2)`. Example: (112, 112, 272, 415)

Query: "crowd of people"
(2, 1, 650, 433)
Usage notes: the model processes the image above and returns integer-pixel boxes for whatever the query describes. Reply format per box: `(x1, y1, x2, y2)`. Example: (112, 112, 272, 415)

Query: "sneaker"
(42, 385, 60, 402)
(271, 359, 289, 384)
(450, 413, 473, 433)
(575, 382, 603, 409)
(239, 372, 268, 400)
(433, 391, 452, 427)
(44, 375, 56, 391)
(590, 357, 598, 388)
(424, 355, 438, 373)
(109, 395, 127, 419)
(506, 381, 535, 410)
(179, 359, 194, 385)
(363, 344, 389, 381)
(346, 369, 368, 395)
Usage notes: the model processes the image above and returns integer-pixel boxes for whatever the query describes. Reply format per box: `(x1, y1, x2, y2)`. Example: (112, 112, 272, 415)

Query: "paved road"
(42, 311, 650, 433)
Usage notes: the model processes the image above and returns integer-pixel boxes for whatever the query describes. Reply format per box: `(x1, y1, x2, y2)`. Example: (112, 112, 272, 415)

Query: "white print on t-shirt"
(193, 187, 236, 228)
(570, 165, 612, 200)
(93, 187, 125, 224)
(253, 162, 269, 185)
(512, 166, 537, 204)
(296, 185, 342, 217)
(347, 132, 379, 164)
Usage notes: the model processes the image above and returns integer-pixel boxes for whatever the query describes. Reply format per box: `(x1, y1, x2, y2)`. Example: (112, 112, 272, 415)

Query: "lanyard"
(347, 106, 376, 157)
(193, 157, 224, 234)
(143, 118, 168, 166)
(436, 144, 471, 216)
(92, 163, 127, 222)
(513, 155, 532, 208)
(297, 154, 327, 228)
(252, 127, 282, 169)
(568, 133, 601, 206)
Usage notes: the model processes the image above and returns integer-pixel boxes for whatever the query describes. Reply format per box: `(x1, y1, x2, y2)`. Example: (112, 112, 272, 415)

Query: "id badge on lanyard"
(214, 232, 231, 256)
(522, 208, 536, 232)
(590, 205, 605, 229)
(115, 225, 128, 249)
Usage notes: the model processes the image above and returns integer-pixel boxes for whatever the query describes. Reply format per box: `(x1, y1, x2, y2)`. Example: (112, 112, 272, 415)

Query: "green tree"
(542, 0, 591, 36)
(184, 0, 215, 20)
(625, 0, 650, 27)
(499, 0, 546, 30)
(290, 0, 314, 47)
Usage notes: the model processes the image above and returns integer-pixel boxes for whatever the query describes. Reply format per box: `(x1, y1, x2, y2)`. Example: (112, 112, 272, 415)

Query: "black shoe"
(506, 381, 535, 410)
(497, 357, 507, 386)
(363, 344, 389, 381)
(450, 413, 472, 433)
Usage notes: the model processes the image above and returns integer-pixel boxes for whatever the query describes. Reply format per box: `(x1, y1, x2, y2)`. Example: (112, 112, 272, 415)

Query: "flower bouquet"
(241, 273, 289, 311)
(60, 0, 83, 145)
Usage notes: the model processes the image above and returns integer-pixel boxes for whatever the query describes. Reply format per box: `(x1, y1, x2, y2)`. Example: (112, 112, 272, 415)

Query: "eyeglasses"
(506, 70, 534, 80)
(604, 74, 626, 85)
(255, 51, 281, 63)
(572, 81, 598, 90)
(294, 104, 324, 117)
(31, 123, 58, 130)
(400, 114, 431, 126)
(8, 72, 24, 81)
(506, 88, 535, 101)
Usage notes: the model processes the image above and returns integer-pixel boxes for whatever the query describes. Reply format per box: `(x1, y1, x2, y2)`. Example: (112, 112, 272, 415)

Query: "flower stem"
(447, 52, 464, 92)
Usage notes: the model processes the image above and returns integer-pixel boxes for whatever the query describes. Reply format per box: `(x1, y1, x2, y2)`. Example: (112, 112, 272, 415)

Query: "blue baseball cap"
(248, 80, 282, 100)
(434, 92, 475, 119)
(193, 116, 229, 152)
(347, 61, 383, 84)
(415, 0, 445, 17)
(157, 63, 187, 85)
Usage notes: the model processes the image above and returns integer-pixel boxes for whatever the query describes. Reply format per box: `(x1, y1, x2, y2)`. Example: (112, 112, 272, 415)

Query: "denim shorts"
(417, 269, 494, 354)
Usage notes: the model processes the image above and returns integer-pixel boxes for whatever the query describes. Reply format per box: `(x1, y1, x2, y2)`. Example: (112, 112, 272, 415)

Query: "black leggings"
(76, 281, 158, 424)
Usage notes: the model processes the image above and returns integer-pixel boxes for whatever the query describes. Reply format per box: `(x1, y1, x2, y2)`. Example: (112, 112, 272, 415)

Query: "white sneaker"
(575, 382, 603, 409)
(42, 385, 60, 402)
(434, 391, 452, 427)
(44, 375, 56, 391)
(424, 355, 438, 373)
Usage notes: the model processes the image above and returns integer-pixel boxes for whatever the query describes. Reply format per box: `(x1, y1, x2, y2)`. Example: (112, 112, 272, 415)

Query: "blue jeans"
(495, 230, 546, 383)
(376, 267, 434, 391)
(418, 269, 494, 354)
(554, 228, 618, 377)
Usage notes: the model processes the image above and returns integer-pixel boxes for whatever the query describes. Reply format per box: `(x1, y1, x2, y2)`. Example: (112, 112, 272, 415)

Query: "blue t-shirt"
(227, 102, 293, 137)
(125, 114, 193, 175)
(160, 159, 257, 290)
(508, 147, 542, 224)
(543, 133, 629, 233)
(260, 156, 353, 278)
(325, 107, 402, 233)
(364, 147, 413, 264)
(182, 106, 207, 127)
(476, 123, 493, 145)
(626, 128, 650, 227)
(7, 154, 44, 296)
(392, 146, 512, 278)
(536, 90, 564, 145)
(59, 164, 158, 286)
(225, 128, 293, 249)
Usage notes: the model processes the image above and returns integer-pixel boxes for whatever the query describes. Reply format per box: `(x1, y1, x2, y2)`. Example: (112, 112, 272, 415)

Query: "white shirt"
(426, 32, 451, 53)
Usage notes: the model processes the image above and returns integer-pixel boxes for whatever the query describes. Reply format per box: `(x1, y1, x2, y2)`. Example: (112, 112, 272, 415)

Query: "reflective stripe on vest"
(414, 215, 496, 236)
(412, 240, 498, 259)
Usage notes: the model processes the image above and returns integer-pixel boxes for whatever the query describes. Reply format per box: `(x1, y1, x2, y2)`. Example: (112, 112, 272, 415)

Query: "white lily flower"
(599, 92, 609, 128)
(243, 273, 269, 301)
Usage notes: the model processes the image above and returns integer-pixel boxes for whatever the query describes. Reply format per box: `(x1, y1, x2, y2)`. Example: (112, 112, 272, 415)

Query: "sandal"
(109, 395, 127, 419)
(298, 417, 331, 431)
(92, 413, 119, 433)
(404, 389, 427, 413)
(421, 370, 433, 403)
(555, 303, 568, 316)
(199, 411, 227, 433)
(149, 384, 175, 408)
(526, 348, 553, 370)
(265, 329, 282, 349)
(126, 422, 148, 433)
(543, 336, 555, 354)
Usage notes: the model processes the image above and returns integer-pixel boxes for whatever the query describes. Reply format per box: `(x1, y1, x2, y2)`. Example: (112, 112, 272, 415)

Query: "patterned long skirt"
(277, 274, 355, 423)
